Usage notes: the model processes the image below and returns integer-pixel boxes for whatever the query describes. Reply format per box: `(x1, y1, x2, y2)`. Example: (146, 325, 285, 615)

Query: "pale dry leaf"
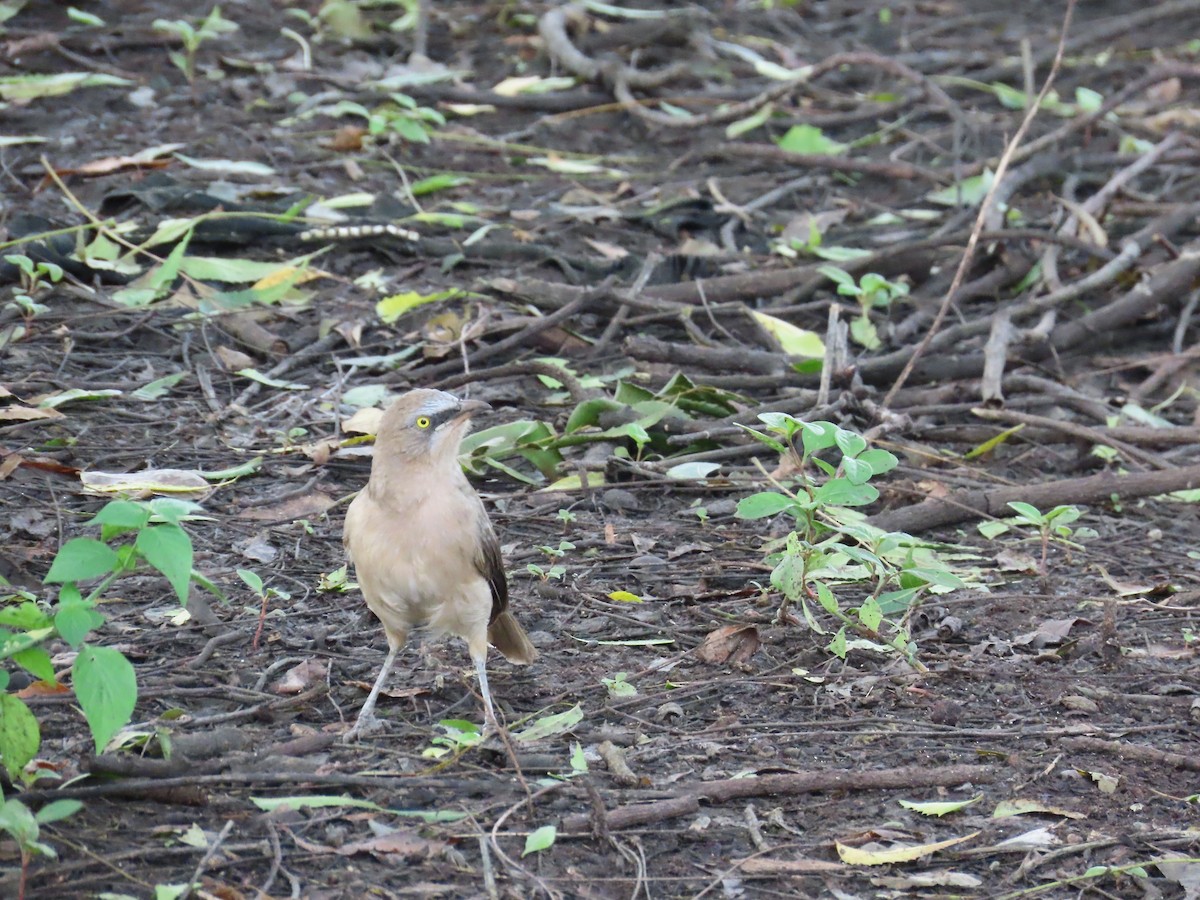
(343, 407, 384, 435)
(81, 468, 212, 498)
(237, 492, 335, 521)
(273, 658, 329, 694)
(337, 830, 442, 861)
(0, 405, 64, 422)
(215, 345, 257, 371)
(695, 624, 761, 665)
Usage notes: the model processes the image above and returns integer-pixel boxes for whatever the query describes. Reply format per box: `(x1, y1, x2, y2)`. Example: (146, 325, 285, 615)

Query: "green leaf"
(750, 311, 824, 357)
(37, 388, 123, 409)
(800, 421, 839, 456)
(775, 124, 847, 156)
(237, 569, 264, 595)
(73, 645, 137, 753)
(88, 499, 151, 534)
(735, 492, 796, 519)
(410, 173, 474, 195)
(136, 524, 193, 604)
(513, 704, 583, 743)
(813, 479, 878, 507)
(725, 102, 773, 139)
(44, 538, 119, 583)
(34, 799, 82, 825)
(145, 226, 193, 293)
(1006, 501, 1043, 524)
(522, 824, 557, 856)
(841, 456, 872, 485)
(926, 169, 994, 207)
(56, 602, 102, 647)
(607, 591, 642, 603)
(827, 626, 848, 659)
(857, 596, 883, 632)
(376, 288, 463, 323)
(13, 647, 55, 683)
(0, 694, 40, 779)
(834, 428, 867, 459)
(0, 72, 131, 101)
(856, 448, 898, 476)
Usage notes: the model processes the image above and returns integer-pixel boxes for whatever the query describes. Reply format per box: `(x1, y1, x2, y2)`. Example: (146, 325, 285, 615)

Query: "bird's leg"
(471, 649, 499, 734)
(344, 645, 398, 742)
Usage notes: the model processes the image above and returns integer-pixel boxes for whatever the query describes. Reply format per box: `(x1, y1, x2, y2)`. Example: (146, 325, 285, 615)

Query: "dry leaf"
(337, 830, 442, 861)
(0, 405, 64, 422)
(695, 624, 760, 665)
(273, 658, 329, 694)
(215, 346, 256, 371)
(237, 491, 335, 522)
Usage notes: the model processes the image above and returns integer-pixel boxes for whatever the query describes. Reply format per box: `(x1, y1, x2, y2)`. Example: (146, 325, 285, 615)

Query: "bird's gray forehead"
(413, 390, 462, 415)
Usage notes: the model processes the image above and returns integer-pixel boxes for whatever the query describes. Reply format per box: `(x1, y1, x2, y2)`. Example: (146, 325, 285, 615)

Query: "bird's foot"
(342, 711, 386, 743)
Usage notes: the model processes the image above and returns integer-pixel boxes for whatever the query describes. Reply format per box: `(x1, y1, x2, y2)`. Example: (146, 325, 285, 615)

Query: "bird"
(341, 388, 537, 740)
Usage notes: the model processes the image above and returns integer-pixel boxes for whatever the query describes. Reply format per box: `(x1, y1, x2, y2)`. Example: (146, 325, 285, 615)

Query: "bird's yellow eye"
(416, 416, 431, 429)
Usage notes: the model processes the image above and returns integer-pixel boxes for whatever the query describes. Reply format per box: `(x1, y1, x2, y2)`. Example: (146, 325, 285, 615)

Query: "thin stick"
(882, 0, 1077, 407)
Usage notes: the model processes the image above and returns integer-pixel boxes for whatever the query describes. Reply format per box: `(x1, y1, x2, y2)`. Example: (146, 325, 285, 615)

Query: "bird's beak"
(454, 399, 491, 419)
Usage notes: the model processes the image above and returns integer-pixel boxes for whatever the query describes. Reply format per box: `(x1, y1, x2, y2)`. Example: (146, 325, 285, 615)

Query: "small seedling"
(818, 265, 910, 349)
(980, 502, 1088, 576)
(153, 6, 239, 90)
(736, 414, 963, 663)
(238, 569, 291, 651)
(602, 671, 637, 699)
(526, 563, 566, 582)
(421, 719, 483, 759)
(537, 540, 574, 559)
(556, 508, 577, 530)
(0, 798, 82, 900)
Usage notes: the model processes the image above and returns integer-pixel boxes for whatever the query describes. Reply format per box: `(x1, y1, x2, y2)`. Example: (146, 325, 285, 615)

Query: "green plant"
(526, 562, 566, 583)
(601, 671, 637, 699)
(4, 254, 62, 321)
(421, 719, 483, 759)
(818, 266, 910, 349)
(979, 502, 1089, 576)
(0, 797, 82, 900)
(152, 6, 239, 89)
(537, 540, 574, 559)
(735, 414, 963, 663)
(0, 498, 215, 775)
(238, 569, 291, 651)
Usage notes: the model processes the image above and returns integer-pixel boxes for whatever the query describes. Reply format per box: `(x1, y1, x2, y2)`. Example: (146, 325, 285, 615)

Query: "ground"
(2, 0, 1200, 897)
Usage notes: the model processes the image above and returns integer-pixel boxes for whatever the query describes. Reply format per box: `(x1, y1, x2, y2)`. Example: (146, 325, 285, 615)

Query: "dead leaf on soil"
(695, 624, 760, 665)
(337, 829, 443, 862)
(738, 857, 847, 875)
(994, 548, 1038, 573)
(1013, 617, 1081, 648)
(0, 405, 63, 422)
(238, 492, 335, 521)
(215, 345, 256, 371)
(0, 454, 21, 480)
(273, 658, 329, 694)
(837, 831, 979, 865)
(343, 406, 384, 435)
(992, 799, 1085, 819)
(81, 468, 213, 498)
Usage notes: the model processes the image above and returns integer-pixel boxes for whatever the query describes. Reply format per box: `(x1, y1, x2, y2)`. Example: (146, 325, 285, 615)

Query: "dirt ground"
(2, 0, 1200, 897)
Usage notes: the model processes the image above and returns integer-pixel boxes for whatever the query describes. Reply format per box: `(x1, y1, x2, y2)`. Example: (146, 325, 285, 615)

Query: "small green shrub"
(0, 498, 214, 777)
(736, 414, 963, 663)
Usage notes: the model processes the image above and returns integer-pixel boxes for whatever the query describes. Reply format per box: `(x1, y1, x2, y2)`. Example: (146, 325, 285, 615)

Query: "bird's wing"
(473, 501, 509, 625)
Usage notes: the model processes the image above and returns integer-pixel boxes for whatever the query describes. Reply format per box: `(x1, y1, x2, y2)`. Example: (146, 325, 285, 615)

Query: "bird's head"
(374, 388, 489, 469)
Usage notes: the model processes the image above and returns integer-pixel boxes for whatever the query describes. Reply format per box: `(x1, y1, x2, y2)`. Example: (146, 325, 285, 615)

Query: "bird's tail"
(488, 611, 538, 664)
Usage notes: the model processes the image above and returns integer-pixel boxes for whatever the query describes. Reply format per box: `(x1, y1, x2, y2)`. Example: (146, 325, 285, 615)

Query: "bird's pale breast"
(345, 475, 491, 642)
